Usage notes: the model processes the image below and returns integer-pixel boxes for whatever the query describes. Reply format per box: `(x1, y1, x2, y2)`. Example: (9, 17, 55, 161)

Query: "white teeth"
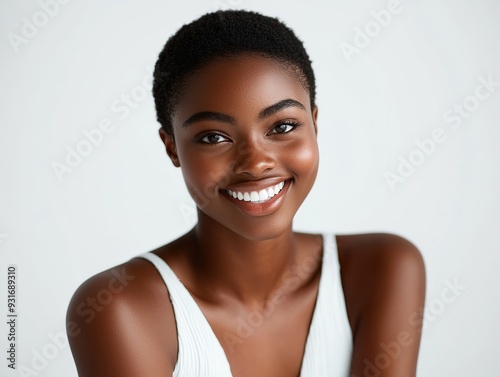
(259, 189, 269, 201)
(226, 180, 287, 203)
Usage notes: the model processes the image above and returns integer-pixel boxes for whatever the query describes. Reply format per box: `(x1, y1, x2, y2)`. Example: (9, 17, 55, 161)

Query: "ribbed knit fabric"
(137, 233, 353, 376)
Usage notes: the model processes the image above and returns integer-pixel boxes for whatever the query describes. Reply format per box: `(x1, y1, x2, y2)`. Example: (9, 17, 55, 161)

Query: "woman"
(66, 10, 426, 377)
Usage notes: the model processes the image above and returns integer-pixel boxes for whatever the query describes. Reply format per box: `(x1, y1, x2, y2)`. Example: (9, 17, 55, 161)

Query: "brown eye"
(269, 121, 302, 135)
(194, 132, 229, 144)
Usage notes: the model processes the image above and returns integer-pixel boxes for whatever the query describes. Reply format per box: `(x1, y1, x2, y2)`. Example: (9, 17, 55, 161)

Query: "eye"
(194, 132, 229, 144)
(269, 121, 302, 135)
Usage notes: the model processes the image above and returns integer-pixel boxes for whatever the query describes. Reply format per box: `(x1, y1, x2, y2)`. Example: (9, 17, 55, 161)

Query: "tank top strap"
(299, 232, 353, 376)
(137, 252, 233, 377)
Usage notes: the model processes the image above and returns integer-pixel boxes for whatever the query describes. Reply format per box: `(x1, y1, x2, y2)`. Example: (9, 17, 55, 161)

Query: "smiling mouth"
(226, 180, 286, 204)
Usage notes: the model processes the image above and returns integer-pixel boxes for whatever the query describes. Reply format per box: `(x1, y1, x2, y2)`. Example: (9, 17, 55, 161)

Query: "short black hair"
(152, 9, 316, 136)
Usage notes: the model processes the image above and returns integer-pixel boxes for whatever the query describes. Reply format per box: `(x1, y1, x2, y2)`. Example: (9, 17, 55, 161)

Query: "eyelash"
(193, 132, 228, 144)
(193, 120, 303, 144)
(269, 120, 302, 135)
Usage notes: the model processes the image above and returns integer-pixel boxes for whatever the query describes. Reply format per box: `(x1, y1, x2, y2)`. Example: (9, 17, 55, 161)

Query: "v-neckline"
(161, 233, 327, 377)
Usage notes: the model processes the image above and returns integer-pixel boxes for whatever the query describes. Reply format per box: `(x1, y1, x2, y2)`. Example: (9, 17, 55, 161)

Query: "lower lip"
(221, 179, 292, 217)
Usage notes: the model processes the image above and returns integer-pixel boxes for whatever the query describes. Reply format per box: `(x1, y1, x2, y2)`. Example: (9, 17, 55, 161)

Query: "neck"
(187, 212, 299, 305)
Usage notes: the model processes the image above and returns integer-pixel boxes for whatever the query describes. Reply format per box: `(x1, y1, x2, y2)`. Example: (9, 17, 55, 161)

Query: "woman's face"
(160, 54, 319, 240)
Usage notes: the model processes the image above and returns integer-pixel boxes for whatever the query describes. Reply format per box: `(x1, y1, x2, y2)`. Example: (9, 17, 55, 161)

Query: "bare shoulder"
(66, 256, 177, 377)
(337, 233, 425, 286)
(336, 233, 426, 377)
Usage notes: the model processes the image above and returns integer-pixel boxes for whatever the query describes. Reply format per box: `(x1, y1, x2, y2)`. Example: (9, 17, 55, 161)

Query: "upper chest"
(198, 267, 321, 377)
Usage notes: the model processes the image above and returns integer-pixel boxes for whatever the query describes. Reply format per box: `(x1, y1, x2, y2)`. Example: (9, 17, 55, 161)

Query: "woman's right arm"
(66, 259, 177, 377)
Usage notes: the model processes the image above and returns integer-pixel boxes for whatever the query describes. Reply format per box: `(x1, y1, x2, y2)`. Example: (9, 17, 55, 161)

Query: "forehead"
(173, 54, 311, 126)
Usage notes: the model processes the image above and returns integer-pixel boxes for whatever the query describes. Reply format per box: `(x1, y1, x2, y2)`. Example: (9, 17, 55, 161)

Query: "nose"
(231, 139, 275, 177)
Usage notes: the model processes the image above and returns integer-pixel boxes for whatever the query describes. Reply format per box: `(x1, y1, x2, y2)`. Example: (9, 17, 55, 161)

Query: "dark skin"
(67, 55, 426, 376)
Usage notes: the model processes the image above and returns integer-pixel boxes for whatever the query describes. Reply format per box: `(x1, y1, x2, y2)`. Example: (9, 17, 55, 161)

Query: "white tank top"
(137, 233, 353, 376)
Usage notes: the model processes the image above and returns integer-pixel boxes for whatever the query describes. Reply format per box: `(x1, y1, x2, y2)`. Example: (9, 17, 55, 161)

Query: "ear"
(312, 105, 318, 136)
(158, 128, 180, 167)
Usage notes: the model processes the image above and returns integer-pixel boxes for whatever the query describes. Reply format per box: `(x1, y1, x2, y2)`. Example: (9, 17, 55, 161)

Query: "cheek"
(288, 138, 319, 177)
(177, 149, 230, 207)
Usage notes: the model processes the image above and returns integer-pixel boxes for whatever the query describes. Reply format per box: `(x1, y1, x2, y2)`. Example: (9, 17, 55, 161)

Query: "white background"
(1, 0, 499, 376)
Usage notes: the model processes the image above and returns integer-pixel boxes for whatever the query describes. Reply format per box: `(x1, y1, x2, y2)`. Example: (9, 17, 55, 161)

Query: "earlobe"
(158, 128, 181, 167)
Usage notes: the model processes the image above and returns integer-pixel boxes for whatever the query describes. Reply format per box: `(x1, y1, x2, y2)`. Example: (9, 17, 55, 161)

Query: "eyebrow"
(182, 111, 236, 128)
(181, 98, 306, 128)
(258, 98, 306, 119)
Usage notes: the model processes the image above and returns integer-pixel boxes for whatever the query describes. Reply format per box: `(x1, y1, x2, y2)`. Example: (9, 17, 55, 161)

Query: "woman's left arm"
(348, 234, 426, 377)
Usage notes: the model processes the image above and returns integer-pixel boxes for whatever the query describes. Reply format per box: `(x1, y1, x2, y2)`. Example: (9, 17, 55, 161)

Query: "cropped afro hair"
(152, 10, 316, 136)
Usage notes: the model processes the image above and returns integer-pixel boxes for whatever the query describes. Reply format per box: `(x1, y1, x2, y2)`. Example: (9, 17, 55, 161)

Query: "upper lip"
(222, 177, 291, 193)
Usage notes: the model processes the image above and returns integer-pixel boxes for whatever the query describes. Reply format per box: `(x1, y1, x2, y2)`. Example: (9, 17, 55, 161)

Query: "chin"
(213, 205, 299, 242)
